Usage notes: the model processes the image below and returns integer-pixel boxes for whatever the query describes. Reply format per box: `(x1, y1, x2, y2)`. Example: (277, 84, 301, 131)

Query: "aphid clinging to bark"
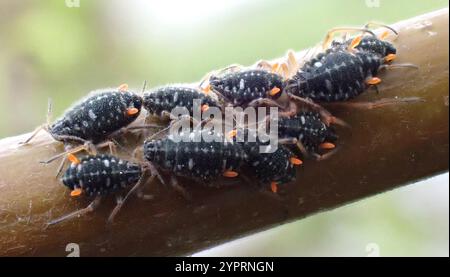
(47, 153, 162, 225)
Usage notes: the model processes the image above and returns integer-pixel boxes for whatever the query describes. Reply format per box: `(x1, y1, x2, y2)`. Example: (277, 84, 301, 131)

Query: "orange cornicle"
(67, 153, 80, 164)
(289, 157, 303, 165)
(223, 170, 239, 178)
(126, 107, 139, 116)
(70, 188, 83, 197)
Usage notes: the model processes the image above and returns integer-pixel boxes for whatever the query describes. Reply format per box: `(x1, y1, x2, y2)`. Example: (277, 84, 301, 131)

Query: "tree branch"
(0, 8, 448, 256)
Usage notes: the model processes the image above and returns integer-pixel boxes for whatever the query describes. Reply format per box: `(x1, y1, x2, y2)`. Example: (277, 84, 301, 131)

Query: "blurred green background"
(0, 0, 448, 256)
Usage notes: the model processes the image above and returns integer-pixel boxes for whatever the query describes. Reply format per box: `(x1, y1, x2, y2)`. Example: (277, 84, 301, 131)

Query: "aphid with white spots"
(206, 64, 345, 126)
(21, 84, 145, 168)
(23, 84, 142, 145)
(286, 24, 417, 103)
(277, 111, 339, 160)
(231, 129, 301, 193)
(286, 45, 392, 102)
(208, 69, 285, 107)
(143, 85, 220, 120)
(47, 153, 162, 225)
(143, 130, 247, 186)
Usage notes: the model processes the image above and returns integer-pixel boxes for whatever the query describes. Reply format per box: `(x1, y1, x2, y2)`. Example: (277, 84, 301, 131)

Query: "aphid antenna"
(379, 63, 419, 70)
(364, 22, 399, 37)
(140, 80, 147, 96)
(46, 97, 53, 125)
(19, 99, 54, 145)
(109, 137, 133, 157)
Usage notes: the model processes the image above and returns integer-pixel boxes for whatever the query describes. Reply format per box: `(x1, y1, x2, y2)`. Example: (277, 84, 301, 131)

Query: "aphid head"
(270, 151, 297, 186)
(383, 40, 397, 55)
(354, 36, 397, 59)
(142, 91, 159, 114)
(208, 75, 222, 92)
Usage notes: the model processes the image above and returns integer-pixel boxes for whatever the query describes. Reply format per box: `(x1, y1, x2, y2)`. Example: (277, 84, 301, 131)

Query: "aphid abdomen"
(209, 70, 284, 106)
(50, 90, 142, 143)
(290, 50, 381, 102)
(143, 86, 218, 117)
(144, 137, 245, 183)
(62, 154, 142, 197)
(355, 51, 384, 77)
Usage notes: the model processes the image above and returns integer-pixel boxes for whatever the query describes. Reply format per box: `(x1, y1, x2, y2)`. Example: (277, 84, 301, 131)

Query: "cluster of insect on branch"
(20, 22, 422, 226)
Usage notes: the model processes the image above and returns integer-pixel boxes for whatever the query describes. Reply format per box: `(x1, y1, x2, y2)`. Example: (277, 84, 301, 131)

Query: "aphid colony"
(21, 23, 420, 225)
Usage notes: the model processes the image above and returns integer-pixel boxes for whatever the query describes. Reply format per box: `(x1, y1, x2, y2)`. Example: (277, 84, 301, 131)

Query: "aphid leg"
(110, 123, 163, 139)
(288, 94, 349, 127)
(148, 161, 166, 187)
(108, 161, 164, 223)
(247, 98, 285, 109)
(146, 123, 173, 141)
(135, 190, 154, 201)
(39, 139, 94, 165)
(278, 137, 310, 158)
(322, 27, 376, 49)
(46, 196, 102, 226)
(51, 134, 87, 144)
(278, 63, 290, 79)
(258, 183, 283, 201)
(55, 155, 68, 179)
(118, 83, 129, 92)
(96, 140, 118, 156)
(271, 182, 278, 193)
(277, 137, 298, 145)
(169, 175, 192, 201)
(107, 173, 151, 223)
(115, 122, 158, 146)
(256, 60, 277, 71)
(379, 63, 419, 70)
(326, 97, 424, 110)
(286, 50, 299, 78)
(313, 148, 340, 161)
